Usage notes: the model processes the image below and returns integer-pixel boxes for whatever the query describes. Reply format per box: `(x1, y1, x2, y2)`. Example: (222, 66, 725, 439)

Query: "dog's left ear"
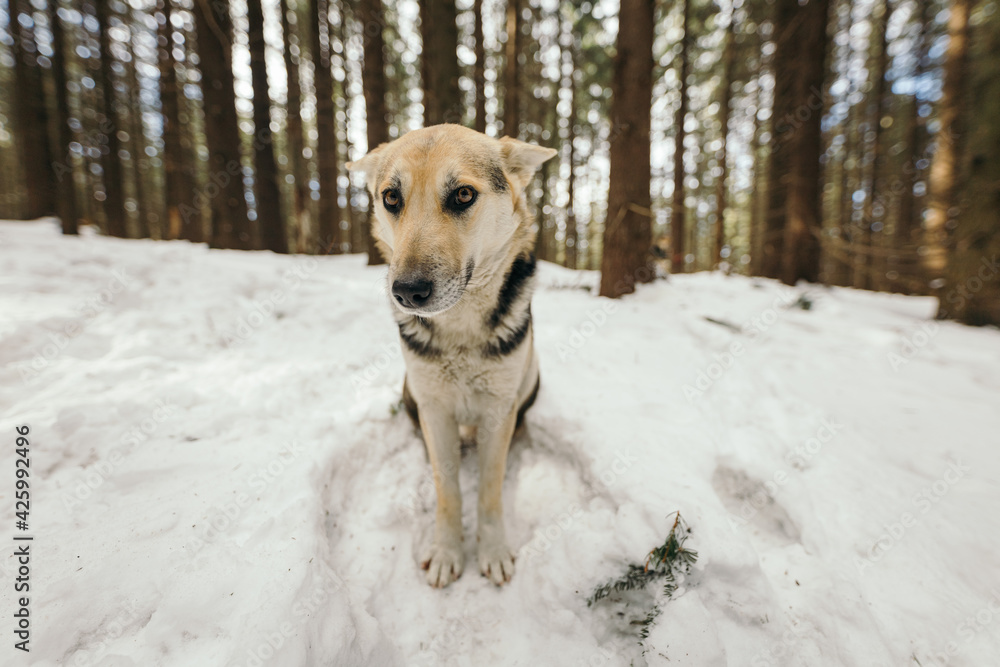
(346, 143, 389, 192)
(499, 137, 558, 192)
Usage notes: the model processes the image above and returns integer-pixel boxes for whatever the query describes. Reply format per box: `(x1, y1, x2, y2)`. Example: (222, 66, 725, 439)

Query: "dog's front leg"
(477, 407, 518, 585)
(418, 408, 465, 588)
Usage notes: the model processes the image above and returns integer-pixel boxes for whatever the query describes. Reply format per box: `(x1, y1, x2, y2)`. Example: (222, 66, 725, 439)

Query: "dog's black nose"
(392, 278, 433, 308)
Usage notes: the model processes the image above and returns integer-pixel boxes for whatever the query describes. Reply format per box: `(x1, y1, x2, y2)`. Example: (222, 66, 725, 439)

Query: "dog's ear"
(499, 137, 558, 192)
(346, 143, 389, 191)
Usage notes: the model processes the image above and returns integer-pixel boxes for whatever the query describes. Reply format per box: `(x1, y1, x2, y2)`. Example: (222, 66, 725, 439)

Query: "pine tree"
(670, 0, 690, 274)
(10, 0, 56, 220)
(419, 0, 462, 125)
(280, 0, 309, 252)
(360, 0, 388, 264)
(194, 0, 251, 249)
(95, 0, 128, 237)
(599, 0, 654, 298)
(49, 0, 79, 234)
(922, 0, 971, 296)
(311, 0, 340, 253)
(763, 0, 830, 284)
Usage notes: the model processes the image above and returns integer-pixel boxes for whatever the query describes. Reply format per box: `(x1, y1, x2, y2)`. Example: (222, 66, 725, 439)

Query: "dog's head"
(347, 124, 556, 316)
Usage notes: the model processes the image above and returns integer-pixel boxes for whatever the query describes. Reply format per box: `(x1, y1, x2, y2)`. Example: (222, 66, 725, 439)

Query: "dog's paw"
(420, 542, 465, 588)
(477, 538, 515, 586)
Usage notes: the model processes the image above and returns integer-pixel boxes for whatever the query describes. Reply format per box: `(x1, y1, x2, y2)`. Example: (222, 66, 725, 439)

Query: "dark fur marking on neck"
(484, 309, 531, 357)
(465, 260, 475, 286)
(398, 320, 439, 357)
(488, 253, 536, 329)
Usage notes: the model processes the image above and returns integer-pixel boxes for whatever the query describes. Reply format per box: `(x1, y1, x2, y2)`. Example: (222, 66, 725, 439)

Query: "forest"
(1, 0, 998, 324)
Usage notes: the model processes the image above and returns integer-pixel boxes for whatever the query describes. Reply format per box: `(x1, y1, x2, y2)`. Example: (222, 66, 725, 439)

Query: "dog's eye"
(383, 189, 402, 213)
(448, 186, 477, 211)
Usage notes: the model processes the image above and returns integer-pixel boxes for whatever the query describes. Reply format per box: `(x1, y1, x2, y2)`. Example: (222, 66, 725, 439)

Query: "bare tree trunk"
(714, 14, 735, 269)
(311, 0, 341, 253)
(503, 0, 521, 137)
(248, 0, 288, 253)
(894, 0, 929, 263)
(598, 0, 653, 298)
(764, 0, 830, 284)
(942, 3, 999, 325)
(125, 33, 152, 238)
(194, 0, 251, 249)
(922, 0, 970, 295)
(11, 0, 55, 220)
(419, 0, 462, 125)
(670, 0, 690, 274)
(748, 84, 764, 276)
(95, 0, 128, 237)
(360, 0, 388, 264)
(160, 0, 201, 241)
(855, 0, 889, 289)
(49, 0, 79, 234)
(564, 18, 578, 270)
(281, 0, 309, 252)
(473, 0, 487, 133)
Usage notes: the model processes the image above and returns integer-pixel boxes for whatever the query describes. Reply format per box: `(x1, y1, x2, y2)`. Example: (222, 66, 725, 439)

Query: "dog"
(348, 124, 556, 587)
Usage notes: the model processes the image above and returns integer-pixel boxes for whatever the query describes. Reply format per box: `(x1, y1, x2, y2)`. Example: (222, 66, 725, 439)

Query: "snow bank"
(1, 220, 998, 666)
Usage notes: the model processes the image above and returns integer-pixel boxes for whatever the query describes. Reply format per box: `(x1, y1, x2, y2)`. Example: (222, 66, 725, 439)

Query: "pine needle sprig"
(587, 512, 698, 607)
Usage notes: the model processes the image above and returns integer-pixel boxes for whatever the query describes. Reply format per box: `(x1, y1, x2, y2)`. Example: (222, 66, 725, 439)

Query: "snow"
(1, 218, 999, 667)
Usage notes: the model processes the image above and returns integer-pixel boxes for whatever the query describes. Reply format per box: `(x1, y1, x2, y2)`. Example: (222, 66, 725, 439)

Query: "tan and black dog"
(348, 124, 556, 587)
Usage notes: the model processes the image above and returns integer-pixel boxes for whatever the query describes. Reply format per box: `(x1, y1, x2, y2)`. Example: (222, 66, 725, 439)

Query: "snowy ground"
(1, 219, 999, 667)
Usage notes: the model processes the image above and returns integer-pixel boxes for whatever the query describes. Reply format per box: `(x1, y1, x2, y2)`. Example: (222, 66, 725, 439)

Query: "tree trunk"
(11, 0, 55, 220)
(922, 0, 970, 296)
(714, 14, 735, 269)
(564, 23, 578, 270)
(194, 0, 251, 249)
(764, 0, 830, 284)
(748, 83, 764, 276)
(855, 0, 889, 290)
(473, 0, 487, 133)
(125, 33, 152, 238)
(670, 0, 690, 274)
(280, 0, 309, 252)
(503, 0, 521, 137)
(248, 0, 288, 253)
(95, 0, 128, 237)
(360, 0, 388, 264)
(160, 0, 201, 241)
(598, 0, 653, 298)
(311, 0, 341, 253)
(419, 0, 462, 126)
(894, 0, 929, 263)
(49, 0, 79, 234)
(943, 6, 1000, 325)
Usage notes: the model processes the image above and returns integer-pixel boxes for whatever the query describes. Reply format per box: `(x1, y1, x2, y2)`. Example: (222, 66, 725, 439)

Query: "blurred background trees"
(0, 0, 997, 324)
